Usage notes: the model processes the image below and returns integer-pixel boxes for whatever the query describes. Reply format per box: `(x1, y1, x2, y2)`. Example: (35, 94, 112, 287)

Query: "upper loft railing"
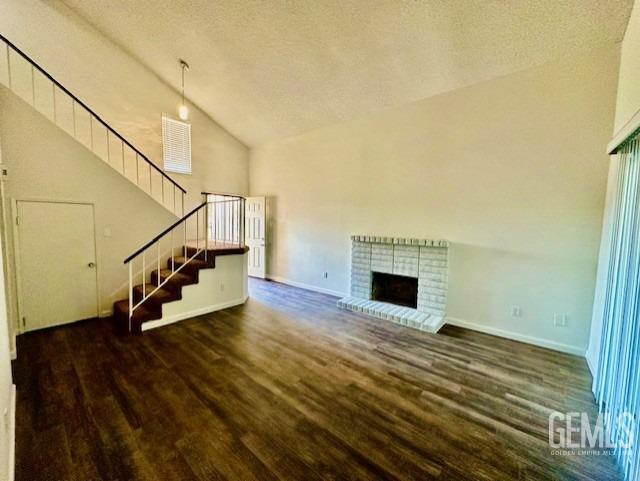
(202, 192, 246, 246)
(0, 32, 186, 216)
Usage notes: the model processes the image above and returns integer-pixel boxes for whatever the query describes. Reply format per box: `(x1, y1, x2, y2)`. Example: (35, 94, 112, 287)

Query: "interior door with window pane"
(245, 196, 266, 278)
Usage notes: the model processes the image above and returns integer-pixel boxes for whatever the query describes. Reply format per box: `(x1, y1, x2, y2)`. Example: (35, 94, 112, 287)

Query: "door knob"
(88, 262, 96, 268)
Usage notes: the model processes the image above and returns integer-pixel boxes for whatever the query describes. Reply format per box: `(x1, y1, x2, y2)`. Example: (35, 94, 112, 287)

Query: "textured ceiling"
(62, 0, 633, 146)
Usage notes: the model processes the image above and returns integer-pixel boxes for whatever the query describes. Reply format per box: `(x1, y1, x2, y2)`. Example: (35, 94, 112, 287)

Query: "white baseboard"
(585, 350, 598, 377)
(446, 317, 586, 356)
(9, 336, 15, 361)
(141, 296, 248, 332)
(8, 384, 15, 481)
(266, 275, 347, 298)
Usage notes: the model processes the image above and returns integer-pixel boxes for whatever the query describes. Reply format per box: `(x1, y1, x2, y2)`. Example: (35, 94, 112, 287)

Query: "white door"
(245, 196, 266, 278)
(16, 201, 98, 331)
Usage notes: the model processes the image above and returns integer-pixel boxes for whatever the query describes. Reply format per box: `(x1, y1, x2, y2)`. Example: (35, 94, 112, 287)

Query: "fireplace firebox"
(371, 271, 418, 308)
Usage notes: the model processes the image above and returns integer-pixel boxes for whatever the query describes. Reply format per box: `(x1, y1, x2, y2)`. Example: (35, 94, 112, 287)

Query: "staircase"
(0, 33, 185, 216)
(114, 244, 247, 333)
(117, 194, 247, 334)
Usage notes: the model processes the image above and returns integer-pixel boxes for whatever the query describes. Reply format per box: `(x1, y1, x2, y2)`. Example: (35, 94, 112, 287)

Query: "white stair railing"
(124, 194, 245, 332)
(0, 33, 185, 216)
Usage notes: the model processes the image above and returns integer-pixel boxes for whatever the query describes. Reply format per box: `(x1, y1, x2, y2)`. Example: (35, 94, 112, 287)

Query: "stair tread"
(156, 268, 192, 278)
(132, 284, 181, 303)
(173, 256, 208, 267)
(152, 269, 197, 284)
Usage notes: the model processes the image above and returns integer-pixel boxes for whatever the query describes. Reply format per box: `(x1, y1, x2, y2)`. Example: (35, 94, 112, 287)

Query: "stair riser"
(184, 246, 248, 259)
(113, 302, 161, 334)
(169, 261, 201, 278)
(132, 287, 181, 306)
(185, 247, 207, 260)
(184, 247, 219, 266)
(150, 272, 194, 288)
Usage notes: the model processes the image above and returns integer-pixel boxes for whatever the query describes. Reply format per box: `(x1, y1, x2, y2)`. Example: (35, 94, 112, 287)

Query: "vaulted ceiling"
(62, 0, 633, 146)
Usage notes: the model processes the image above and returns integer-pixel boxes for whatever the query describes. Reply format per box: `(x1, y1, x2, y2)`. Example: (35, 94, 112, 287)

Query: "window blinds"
(162, 114, 191, 174)
(595, 132, 640, 480)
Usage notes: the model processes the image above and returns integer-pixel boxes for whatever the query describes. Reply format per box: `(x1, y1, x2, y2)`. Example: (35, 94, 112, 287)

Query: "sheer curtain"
(595, 132, 640, 479)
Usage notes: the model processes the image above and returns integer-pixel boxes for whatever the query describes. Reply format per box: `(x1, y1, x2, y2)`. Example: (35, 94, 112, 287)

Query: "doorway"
(245, 196, 266, 278)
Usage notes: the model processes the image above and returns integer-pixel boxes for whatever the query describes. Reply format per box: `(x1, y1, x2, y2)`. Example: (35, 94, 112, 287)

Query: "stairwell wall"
(0, 88, 180, 322)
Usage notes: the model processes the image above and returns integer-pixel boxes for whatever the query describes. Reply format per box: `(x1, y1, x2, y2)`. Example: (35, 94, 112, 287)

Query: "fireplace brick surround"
(337, 235, 449, 333)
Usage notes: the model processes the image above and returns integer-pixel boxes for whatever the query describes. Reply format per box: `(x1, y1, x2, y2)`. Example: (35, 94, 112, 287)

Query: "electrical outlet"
(511, 306, 522, 318)
(554, 314, 567, 327)
(323, 271, 328, 279)
(220, 283, 225, 292)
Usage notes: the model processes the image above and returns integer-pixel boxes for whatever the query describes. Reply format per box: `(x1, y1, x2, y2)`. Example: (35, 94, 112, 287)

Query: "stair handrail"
(124, 201, 206, 264)
(0, 32, 187, 198)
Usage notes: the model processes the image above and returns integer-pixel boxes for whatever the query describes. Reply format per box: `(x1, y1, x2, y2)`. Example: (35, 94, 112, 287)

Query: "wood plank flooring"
(13, 278, 621, 480)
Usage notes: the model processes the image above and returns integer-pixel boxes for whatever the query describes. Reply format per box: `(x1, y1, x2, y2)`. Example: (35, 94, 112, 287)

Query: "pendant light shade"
(178, 104, 189, 121)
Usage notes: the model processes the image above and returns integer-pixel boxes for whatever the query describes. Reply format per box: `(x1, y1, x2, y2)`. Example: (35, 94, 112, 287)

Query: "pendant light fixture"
(178, 59, 190, 121)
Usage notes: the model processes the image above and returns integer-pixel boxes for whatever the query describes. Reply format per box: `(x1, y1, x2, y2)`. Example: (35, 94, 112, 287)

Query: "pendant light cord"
(181, 63, 185, 105)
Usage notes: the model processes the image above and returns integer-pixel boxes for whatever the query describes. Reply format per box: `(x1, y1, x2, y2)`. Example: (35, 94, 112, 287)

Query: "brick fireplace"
(337, 235, 449, 333)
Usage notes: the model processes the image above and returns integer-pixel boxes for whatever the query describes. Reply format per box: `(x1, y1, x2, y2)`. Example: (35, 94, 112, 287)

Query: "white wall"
(0, 140, 14, 481)
(145, 253, 248, 331)
(0, 0, 249, 211)
(587, 0, 640, 372)
(250, 46, 620, 355)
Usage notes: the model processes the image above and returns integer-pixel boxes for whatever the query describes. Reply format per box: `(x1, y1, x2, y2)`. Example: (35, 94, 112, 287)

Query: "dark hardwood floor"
(13, 278, 621, 481)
